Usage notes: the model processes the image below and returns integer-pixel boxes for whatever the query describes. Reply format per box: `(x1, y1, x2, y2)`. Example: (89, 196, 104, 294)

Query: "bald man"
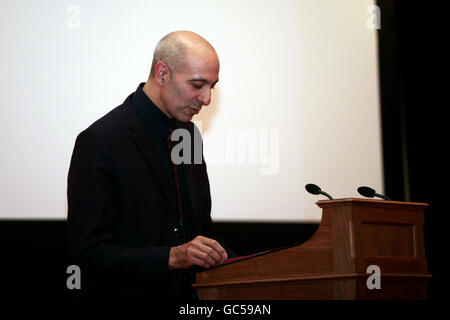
(67, 31, 235, 300)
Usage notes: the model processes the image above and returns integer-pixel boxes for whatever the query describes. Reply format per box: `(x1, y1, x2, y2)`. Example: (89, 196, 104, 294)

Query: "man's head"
(144, 31, 220, 123)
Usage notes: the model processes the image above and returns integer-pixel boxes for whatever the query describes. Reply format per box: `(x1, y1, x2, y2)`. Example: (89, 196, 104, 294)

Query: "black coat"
(67, 92, 228, 300)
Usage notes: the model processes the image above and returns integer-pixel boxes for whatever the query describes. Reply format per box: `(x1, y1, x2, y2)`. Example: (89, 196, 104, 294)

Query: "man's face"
(160, 49, 219, 123)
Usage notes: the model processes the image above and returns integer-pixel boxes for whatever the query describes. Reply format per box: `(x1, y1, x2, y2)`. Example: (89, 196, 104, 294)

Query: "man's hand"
(168, 235, 228, 270)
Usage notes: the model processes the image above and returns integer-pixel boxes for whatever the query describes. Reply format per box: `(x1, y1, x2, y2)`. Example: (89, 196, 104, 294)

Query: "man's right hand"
(168, 235, 228, 270)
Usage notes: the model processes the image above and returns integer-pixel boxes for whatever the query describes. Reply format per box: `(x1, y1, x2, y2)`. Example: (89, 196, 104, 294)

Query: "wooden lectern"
(193, 199, 431, 299)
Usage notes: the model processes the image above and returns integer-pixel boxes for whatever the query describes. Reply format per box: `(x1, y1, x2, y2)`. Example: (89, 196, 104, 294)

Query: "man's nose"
(198, 89, 212, 106)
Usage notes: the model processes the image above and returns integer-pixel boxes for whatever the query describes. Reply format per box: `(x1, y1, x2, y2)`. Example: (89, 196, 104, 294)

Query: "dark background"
(0, 1, 441, 301)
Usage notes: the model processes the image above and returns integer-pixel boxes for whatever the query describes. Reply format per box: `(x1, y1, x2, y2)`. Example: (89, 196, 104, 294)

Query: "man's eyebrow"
(188, 78, 219, 85)
(189, 78, 209, 83)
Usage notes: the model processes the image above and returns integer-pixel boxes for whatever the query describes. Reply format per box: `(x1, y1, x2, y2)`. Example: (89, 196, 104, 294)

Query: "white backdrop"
(0, 0, 383, 222)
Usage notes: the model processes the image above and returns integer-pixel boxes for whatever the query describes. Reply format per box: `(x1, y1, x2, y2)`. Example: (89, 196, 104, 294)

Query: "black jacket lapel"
(120, 95, 172, 204)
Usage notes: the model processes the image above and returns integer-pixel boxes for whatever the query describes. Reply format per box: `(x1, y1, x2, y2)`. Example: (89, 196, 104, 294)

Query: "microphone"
(305, 183, 334, 200)
(357, 186, 391, 200)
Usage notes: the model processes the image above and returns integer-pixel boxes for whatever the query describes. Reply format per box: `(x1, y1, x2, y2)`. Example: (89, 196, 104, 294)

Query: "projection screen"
(0, 0, 383, 222)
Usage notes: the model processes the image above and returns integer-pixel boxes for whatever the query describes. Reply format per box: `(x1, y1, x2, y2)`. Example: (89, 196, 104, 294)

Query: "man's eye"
(192, 84, 203, 89)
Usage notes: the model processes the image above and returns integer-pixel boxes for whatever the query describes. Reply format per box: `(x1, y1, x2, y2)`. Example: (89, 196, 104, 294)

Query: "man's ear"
(153, 62, 170, 86)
